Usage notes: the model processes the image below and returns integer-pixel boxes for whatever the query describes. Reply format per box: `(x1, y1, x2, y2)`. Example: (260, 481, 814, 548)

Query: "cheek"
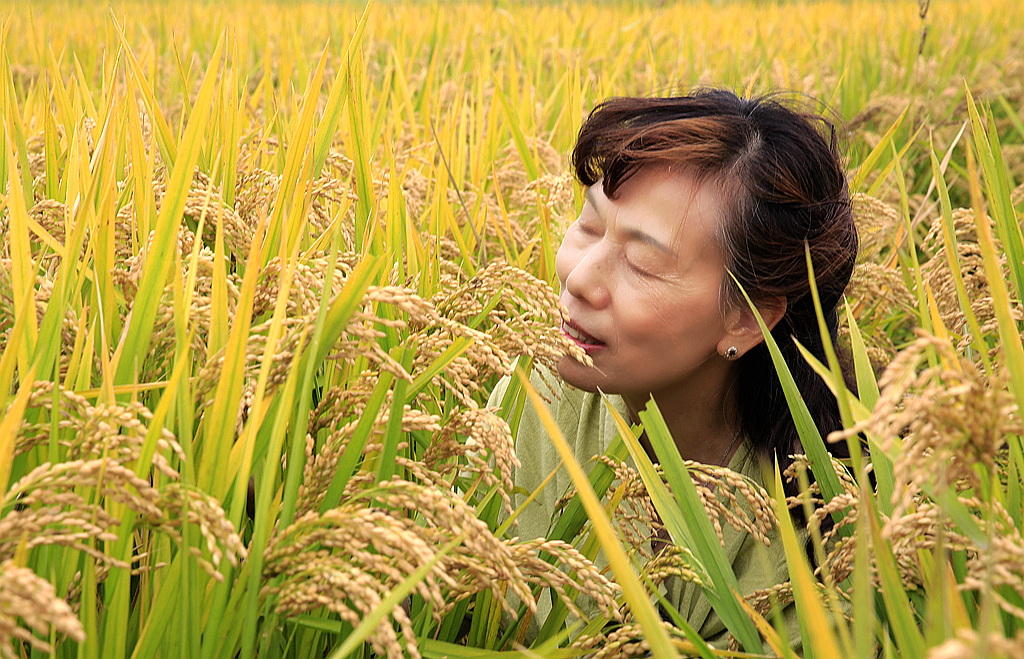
(624, 288, 681, 332)
(626, 285, 723, 339)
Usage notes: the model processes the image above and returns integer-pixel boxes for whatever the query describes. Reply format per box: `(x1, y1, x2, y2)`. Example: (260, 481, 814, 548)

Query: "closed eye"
(627, 261, 656, 278)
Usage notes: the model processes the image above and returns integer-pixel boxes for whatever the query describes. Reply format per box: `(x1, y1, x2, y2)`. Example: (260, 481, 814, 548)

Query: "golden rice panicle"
(423, 408, 519, 513)
(919, 207, 1022, 348)
(961, 499, 1024, 619)
(834, 331, 1020, 515)
(1, 460, 162, 566)
(432, 261, 591, 373)
(684, 461, 778, 548)
(843, 261, 917, 368)
(926, 629, 1024, 659)
(362, 284, 512, 408)
(365, 479, 537, 610)
(294, 392, 443, 517)
(593, 456, 662, 558)
(851, 192, 901, 262)
(251, 257, 338, 318)
(562, 453, 776, 565)
(573, 620, 687, 659)
(817, 327, 1024, 608)
(746, 580, 797, 620)
(152, 485, 248, 578)
(514, 170, 576, 226)
(785, 464, 1016, 616)
(2, 458, 244, 579)
(506, 538, 620, 622)
(920, 207, 985, 253)
(409, 326, 509, 407)
(195, 281, 438, 435)
(575, 455, 777, 554)
(123, 168, 255, 262)
(640, 544, 705, 591)
(307, 371, 380, 437)
(0, 560, 85, 659)
(11, 381, 185, 479)
(0, 262, 79, 371)
(262, 508, 436, 659)
(1011, 181, 1024, 207)
(494, 138, 568, 218)
(266, 478, 616, 659)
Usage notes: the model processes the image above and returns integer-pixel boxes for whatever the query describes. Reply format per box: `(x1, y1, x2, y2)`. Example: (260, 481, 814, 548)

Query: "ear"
(718, 296, 787, 359)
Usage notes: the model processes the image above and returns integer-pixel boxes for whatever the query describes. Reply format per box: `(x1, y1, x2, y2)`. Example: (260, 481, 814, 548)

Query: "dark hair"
(571, 89, 858, 476)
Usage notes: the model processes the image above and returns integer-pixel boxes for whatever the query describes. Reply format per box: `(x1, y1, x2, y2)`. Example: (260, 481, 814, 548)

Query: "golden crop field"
(0, 1, 1023, 658)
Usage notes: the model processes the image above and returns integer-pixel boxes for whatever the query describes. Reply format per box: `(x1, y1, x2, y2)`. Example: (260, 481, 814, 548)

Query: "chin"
(556, 356, 602, 393)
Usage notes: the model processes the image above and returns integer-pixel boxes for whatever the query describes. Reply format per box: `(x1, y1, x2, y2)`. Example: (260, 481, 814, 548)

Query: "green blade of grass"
(346, 48, 375, 254)
(969, 96, 1024, 304)
(195, 204, 267, 502)
(805, 244, 860, 474)
(929, 145, 992, 375)
(2, 52, 35, 206)
(3, 125, 38, 376)
(311, 0, 373, 178)
(242, 328, 309, 659)
(851, 105, 909, 192)
(319, 363, 392, 514)
(852, 469, 877, 659)
(261, 45, 329, 264)
(0, 364, 37, 495)
(494, 82, 539, 182)
(279, 226, 344, 530)
(376, 345, 412, 483)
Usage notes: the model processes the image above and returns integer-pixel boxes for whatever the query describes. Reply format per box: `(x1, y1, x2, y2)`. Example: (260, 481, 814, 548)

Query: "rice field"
(1, 0, 1023, 657)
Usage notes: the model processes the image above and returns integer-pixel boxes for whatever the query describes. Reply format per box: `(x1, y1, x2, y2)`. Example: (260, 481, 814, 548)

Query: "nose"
(561, 240, 613, 309)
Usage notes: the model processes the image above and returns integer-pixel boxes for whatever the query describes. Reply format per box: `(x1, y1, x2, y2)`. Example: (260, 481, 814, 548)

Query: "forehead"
(589, 166, 727, 252)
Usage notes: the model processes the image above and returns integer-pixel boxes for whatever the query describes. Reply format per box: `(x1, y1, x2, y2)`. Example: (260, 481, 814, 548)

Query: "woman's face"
(555, 165, 736, 401)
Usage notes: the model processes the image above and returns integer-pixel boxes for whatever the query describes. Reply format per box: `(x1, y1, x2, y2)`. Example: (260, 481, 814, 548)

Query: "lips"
(561, 319, 606, 349)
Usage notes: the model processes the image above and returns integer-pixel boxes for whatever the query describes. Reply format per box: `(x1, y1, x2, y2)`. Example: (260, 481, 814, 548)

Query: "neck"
(622, 366, 741, 467)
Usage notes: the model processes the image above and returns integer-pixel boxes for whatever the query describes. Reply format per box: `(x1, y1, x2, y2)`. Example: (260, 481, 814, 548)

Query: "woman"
(489, 89, 857, 648)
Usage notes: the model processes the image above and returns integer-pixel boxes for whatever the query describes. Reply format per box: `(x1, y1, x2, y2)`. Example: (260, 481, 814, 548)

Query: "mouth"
(561, 318, 607, 351)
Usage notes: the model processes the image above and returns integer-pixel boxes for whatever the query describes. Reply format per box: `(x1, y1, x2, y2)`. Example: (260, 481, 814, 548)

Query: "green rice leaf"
(110, 12, 178, 167)
(732, 275, 846, 517)
(112, 38, 223, 386)
(863, 473, 927, 656)
(770, 461, 847, 659)
(619, 397, 765, 654)
(965, 89, 1024, 433)
(519, 372, 680, 659)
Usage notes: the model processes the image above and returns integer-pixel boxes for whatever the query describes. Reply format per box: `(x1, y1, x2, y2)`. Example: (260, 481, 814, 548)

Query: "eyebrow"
(584, 186, 678, 259)
(624, 229, 677, 258)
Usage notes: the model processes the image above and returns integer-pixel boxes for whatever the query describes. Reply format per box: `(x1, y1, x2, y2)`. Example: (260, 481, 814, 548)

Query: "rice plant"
(0, 1, 1022, 658)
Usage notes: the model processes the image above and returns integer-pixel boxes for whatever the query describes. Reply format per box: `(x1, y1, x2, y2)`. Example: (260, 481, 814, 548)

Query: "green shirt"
(488, 369, 803, 652)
